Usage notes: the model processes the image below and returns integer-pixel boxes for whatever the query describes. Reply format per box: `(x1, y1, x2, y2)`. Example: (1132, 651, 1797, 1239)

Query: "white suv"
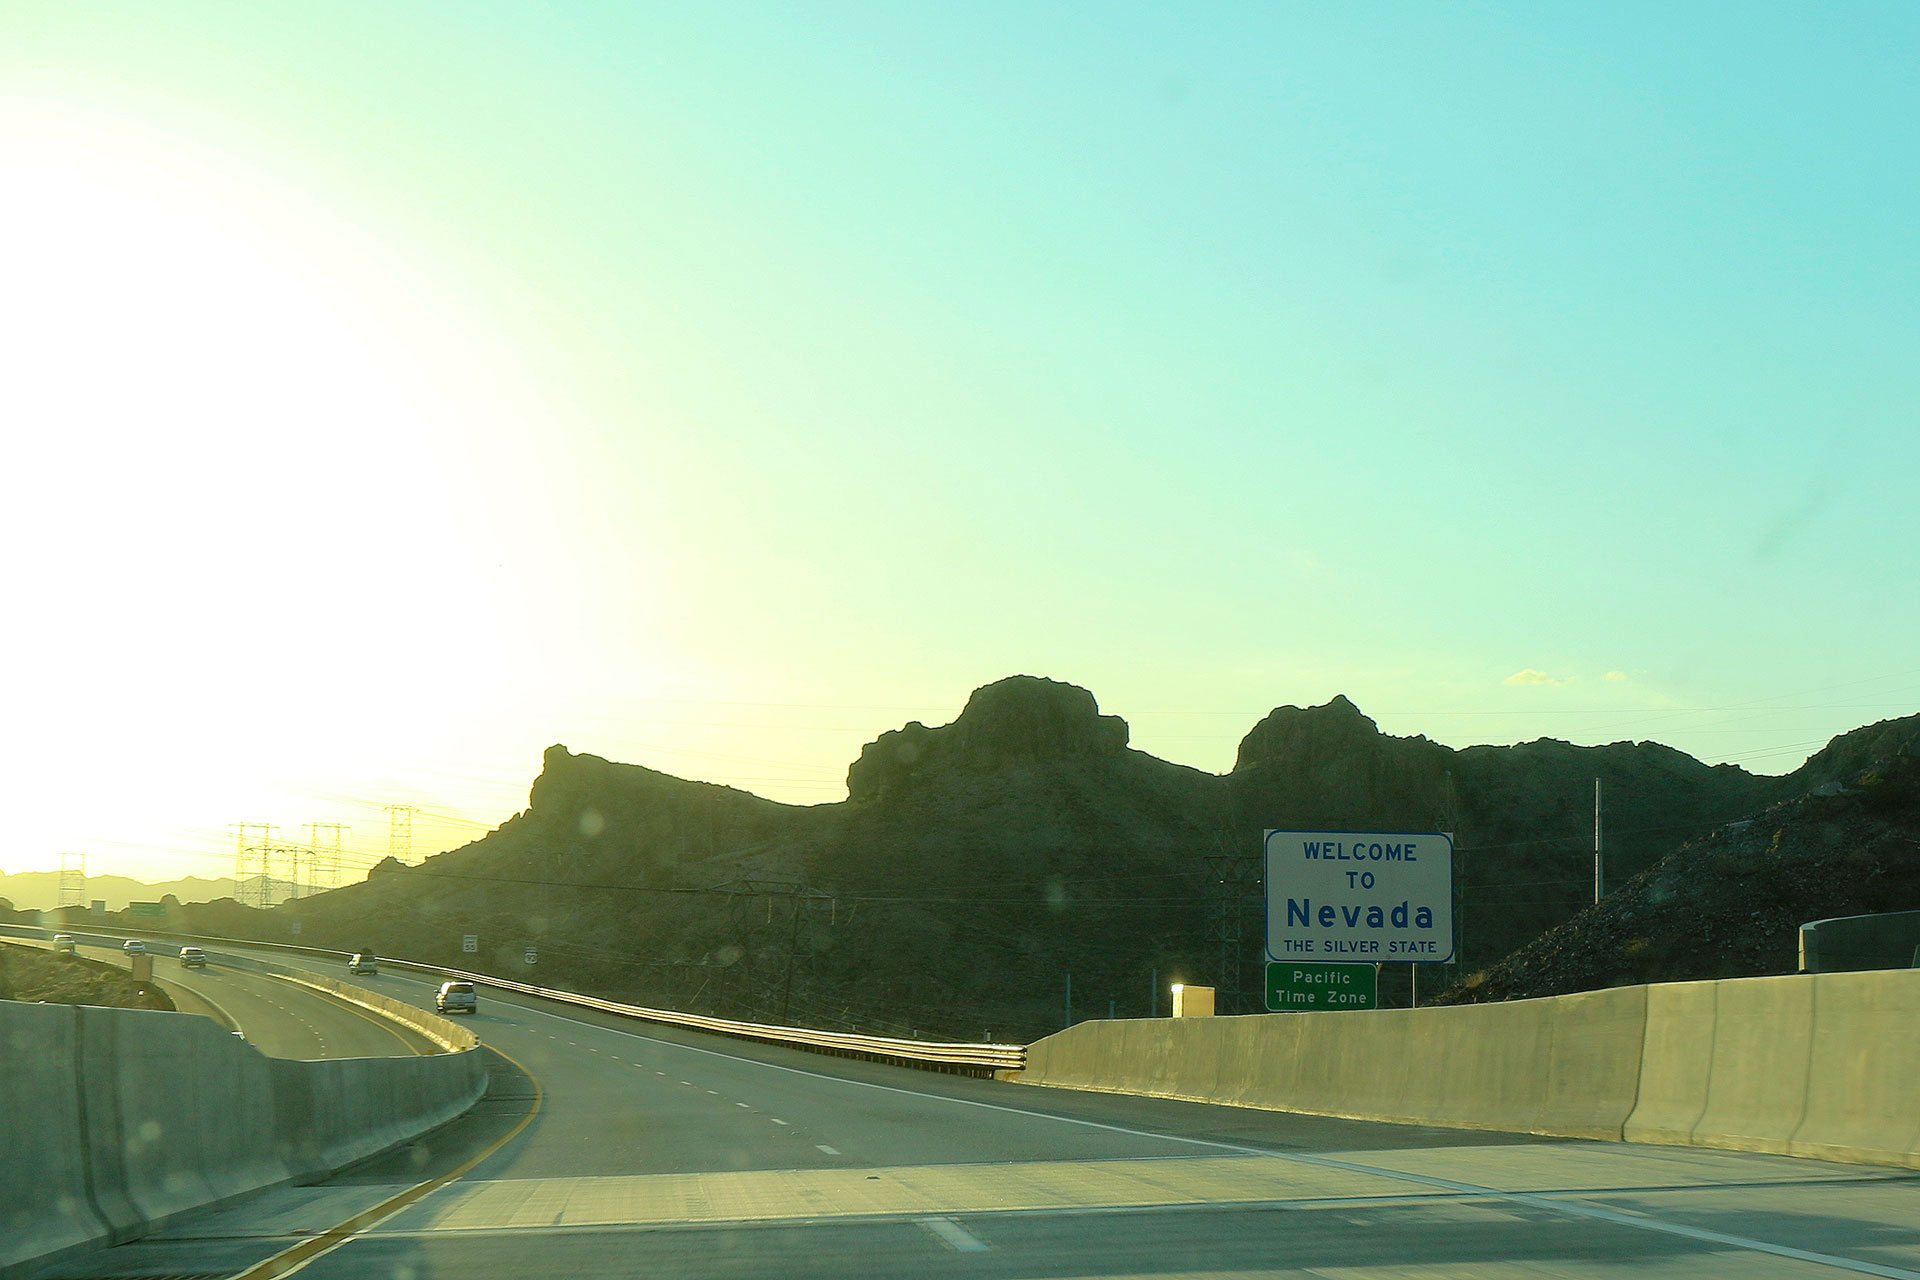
(436, 981, 477, 1014)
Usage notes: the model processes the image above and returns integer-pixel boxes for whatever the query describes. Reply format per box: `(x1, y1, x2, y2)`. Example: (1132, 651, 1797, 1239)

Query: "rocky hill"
(1432, 724, 1920, 1003)
(158, 676, 1918, 1040)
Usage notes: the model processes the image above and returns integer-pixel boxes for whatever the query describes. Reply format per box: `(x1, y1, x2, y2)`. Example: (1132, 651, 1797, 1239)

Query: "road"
(8, 934, 438, 1059)
(27, 942, 1920, 1280)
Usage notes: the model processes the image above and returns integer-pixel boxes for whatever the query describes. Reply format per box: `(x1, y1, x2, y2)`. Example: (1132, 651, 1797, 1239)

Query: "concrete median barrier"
(1681, 973, 1813, 1156)
(1788, 969, 1920, 1167)
(1023, 970, 1917, 1169)
(1621, 979, 1717, 1146)
(0, 1003, 109, 1268)
(0, 991, 488, 1279)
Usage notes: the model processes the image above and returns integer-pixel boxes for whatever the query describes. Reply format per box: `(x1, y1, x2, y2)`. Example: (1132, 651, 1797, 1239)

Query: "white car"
(122, 939, 146, 956)
(52, 934, 76, 954)
(436, 981, 478, 1014)
(178, 946, 208, 969)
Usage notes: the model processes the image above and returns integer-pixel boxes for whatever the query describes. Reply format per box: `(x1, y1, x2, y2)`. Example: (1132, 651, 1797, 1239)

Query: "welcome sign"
(1264, 830, 1454, 964)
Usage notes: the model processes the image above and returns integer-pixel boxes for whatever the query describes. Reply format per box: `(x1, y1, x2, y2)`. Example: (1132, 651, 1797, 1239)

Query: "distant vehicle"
(122, 939, 145, 956)
(178, 946, 207, 969)
(436, 980, 477, 1014)
(52, 934, 75, 954)
(348, 952, 378, 975)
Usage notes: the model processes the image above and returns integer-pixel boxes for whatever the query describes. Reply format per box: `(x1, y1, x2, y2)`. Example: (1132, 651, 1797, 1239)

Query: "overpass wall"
(1019, 969, 1920, 1169)
(0, 998, 487, 1278)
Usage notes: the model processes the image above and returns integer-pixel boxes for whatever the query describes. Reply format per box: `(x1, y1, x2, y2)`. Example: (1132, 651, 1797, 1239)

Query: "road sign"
(524, 946, 537, 965)
(290, 922, 302, 936)
(1265, 830, 1454, 964)
(126, 901, 164, 918)
(462, 934, 479, 954)
(1266, 961, 1377, 1011)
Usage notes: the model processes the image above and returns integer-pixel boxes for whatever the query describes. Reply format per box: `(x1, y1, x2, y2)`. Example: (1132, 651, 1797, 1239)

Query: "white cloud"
(1604, 670, 1631, 683)
(1504, 668, 1576, 687)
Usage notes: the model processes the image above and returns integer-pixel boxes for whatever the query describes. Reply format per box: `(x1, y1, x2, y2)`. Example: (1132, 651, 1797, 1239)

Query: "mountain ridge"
(100, 675, 1920, 1039)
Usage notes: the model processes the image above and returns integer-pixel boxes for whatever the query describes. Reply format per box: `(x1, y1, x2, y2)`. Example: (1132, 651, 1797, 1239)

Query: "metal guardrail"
(0, 923, 1026, 1075)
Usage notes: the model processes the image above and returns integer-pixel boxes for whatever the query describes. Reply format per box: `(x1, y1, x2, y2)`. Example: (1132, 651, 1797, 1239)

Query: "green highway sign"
(1266, 961, 1377, 1011)
(126, 901, 166, 918)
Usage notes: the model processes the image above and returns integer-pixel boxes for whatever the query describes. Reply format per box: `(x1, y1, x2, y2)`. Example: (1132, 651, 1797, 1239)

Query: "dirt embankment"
(0, 942, 177, 1011)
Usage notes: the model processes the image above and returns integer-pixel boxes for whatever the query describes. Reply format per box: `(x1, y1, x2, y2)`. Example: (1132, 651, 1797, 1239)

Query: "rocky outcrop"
(847, 675, 1130, 803)
(1435, 745, 1920, 1003)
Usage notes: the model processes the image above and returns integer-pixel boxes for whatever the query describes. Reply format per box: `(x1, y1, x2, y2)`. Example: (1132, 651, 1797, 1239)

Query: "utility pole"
(385, 805, 417, 865)
(1593, 777, 1604, 905)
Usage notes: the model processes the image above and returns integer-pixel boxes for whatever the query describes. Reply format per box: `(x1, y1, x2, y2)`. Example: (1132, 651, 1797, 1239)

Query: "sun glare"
(1, 103, 542, 878)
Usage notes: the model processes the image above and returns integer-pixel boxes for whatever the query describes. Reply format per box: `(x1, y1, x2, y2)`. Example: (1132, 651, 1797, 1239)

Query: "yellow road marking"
(230, 1043, 544, 1279)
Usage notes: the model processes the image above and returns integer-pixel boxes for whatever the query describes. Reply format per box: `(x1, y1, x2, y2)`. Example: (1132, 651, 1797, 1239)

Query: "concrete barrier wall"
(1021, 970, 1920, 1170)
(1799, 908, 1920, 973)
(0, 998, 487, 1279)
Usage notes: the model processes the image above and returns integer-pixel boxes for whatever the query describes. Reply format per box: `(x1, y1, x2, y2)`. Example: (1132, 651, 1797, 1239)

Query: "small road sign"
(462, 934, 479, 954)
(524, 946, 537, 965)
(1267, 961, 1378, 1011)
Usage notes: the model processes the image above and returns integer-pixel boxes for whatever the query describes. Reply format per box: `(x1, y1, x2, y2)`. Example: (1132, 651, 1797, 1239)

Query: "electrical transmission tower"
(306, 823, 349, 892)
(1205, 835, 1258, 1012)
(58, 851, 86, 909)
(709, 878, 836, 1024)
(385, 805, 417, 865)
(234, 824, 275, 908)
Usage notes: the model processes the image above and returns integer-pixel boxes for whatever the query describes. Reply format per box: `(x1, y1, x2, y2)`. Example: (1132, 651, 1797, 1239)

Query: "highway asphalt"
(26, 941, 1920, 1279)
(10, 934, 439, 1058)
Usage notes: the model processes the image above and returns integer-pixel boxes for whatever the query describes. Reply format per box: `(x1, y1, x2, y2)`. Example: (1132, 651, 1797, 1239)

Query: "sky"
(4, 3, 1918, 886)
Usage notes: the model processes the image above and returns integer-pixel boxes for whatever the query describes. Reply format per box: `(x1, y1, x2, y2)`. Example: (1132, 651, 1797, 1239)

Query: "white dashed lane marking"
(815, 1145, 840, 1156)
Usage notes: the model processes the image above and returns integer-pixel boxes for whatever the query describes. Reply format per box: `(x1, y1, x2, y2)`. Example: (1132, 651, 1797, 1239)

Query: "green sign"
(1266, 961, 1377, 1011)
(126, 901, 166, 918)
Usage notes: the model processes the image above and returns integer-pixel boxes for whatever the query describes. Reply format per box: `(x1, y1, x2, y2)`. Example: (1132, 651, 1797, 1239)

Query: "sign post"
(1264, 831, 1454, 1005)
(524, 946, 537, 966)
(462, 934, 479, 954)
